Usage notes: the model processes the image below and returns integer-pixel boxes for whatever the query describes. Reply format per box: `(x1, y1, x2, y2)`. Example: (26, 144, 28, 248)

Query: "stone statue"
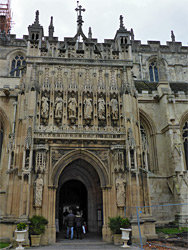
(98, 96, 105, 120)
(41, 94, 49, 118)
(34, 174, 43, 207)
(84, 96, 93, 119)
(54, 93, 63, 118)
(116, 174, 126, 207)
(68, 94, 77, 118)
(110, 96, 118, 120)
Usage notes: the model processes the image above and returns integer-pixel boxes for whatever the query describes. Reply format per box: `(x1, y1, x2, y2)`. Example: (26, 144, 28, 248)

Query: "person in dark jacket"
(65, 210, 75, 240)
(75, 211, 83, 239)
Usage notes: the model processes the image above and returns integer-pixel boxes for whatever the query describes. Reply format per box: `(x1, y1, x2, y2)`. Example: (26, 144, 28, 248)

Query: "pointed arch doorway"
(56, 158, 103, 235)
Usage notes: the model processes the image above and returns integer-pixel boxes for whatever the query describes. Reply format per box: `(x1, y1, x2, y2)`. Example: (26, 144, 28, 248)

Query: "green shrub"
(16, 222, 27, 231)
(0, 242, 9, 249)
(156, 227, 188, 235)
(29, 215, 48, 235)
(108, 216, 130, 234)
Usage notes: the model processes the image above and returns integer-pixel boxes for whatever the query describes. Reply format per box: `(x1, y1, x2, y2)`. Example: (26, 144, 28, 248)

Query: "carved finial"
(88, 27, 92, 39)
(34, 10, 39, 25)
(131, 28, 134, 40)
(119, 15, 125, 30)
(171, 30, 175, 42)
(49, 16, 54, 38)
(50, 16, 53, 26)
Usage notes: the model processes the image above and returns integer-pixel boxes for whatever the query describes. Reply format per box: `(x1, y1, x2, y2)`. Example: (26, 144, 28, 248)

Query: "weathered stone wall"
(149, 177, 176, 224)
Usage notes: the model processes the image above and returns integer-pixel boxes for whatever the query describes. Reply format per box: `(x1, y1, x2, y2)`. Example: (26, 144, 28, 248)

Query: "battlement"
(132, 40, 188, 53)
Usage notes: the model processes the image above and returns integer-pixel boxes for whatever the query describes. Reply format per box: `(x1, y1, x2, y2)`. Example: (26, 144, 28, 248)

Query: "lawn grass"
(0, 242, 9, 249)
(156, 227, 188, 235)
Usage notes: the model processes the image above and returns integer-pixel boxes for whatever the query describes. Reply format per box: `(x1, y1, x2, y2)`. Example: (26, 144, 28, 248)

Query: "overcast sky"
(9, 0, 188, 45)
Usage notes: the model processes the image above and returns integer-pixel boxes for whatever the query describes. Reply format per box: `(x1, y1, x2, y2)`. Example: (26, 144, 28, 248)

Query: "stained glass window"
(10, 55, 26, 77)
(149, 60, 159, 82)
(182, 121, 188, 170)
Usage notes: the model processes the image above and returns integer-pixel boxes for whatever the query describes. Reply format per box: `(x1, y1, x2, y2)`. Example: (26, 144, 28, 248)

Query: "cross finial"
(75, 4, 85, 17)
(75, 2, 86, 27)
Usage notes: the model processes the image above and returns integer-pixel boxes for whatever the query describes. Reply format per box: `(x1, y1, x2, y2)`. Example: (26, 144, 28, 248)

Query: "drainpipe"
(139, 53, 143, 80)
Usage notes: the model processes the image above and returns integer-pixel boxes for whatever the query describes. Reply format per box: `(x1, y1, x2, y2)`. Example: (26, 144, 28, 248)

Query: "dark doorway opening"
(59, 180, 87, 231)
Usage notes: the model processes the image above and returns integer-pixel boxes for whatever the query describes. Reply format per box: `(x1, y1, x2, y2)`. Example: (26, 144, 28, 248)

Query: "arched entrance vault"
(51, 149, 110, 188)
(52, 149, 110, 235)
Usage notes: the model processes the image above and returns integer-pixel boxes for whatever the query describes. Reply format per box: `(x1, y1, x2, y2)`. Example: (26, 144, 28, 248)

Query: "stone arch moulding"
(139, 108, 158, 172)
(51, 149, 110, 188)
(6, 48, 27, 60)
(139, 108, 157, 135)
(179, 110, 188, 129)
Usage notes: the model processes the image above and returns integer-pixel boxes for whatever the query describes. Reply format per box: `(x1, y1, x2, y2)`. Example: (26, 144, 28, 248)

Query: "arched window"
(149, 60, 159, 82)
(140, 125, 150, 170)
(10, 55, 26, 77)
(0, 121, 3, 162)
(182, 121, 188, 170)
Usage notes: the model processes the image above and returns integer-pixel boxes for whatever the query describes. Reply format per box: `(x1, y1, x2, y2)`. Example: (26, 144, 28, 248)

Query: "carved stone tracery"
(35, 145, 48, 173)
(111, 145, 125, 172)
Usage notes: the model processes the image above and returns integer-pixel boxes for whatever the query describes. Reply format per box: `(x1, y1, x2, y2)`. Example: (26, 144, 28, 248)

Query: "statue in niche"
(98, 96, 105, 120)
(34, 174, 43, 207)
(54, 92, 63, 119)
(84, 95, 93, 119)
(68, 93, 77, 118)
(41, 93, 49, 118)
(116, 174, 126, 207)
(110, 95, 118, 120)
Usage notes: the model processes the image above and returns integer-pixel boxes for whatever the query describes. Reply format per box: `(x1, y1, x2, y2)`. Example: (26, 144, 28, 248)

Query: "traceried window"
(10, 55, 26, 77)
(149, 60, 159, 82)
(182, 121, 188, 170)
(0, 121, 3, 162)
(140, 125, 150, 171)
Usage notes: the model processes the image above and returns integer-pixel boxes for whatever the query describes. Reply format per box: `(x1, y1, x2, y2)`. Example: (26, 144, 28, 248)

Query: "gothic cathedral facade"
(0, 5, 188, 244)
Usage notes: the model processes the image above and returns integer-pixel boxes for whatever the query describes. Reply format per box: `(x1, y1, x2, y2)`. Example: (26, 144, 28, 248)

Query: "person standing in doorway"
(75, 211, 83, 239)
(65, 210, 75, 240)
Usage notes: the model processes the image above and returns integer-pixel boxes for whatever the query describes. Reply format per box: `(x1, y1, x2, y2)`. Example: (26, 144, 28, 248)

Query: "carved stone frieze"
(51, 149, 72, 166)
(90, 150, 109, 169)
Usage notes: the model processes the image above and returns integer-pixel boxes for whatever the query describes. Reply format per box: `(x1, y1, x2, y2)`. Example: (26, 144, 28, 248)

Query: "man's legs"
(70, 226, 74, 240)
(66, 227, 70, 238)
